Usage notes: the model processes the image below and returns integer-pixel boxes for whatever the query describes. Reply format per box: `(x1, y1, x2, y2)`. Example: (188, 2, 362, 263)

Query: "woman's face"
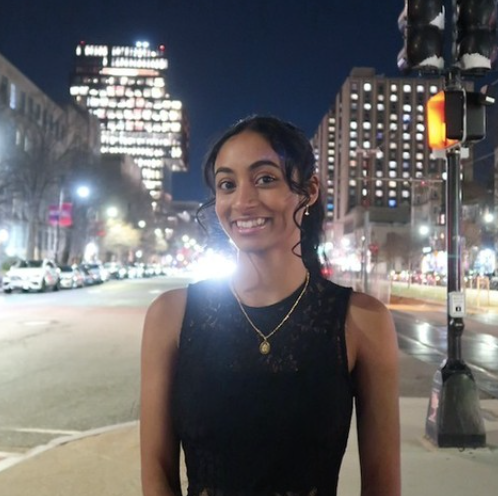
(213, 131, 304, 255)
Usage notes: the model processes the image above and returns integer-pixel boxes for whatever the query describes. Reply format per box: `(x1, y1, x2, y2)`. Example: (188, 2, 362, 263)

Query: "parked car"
(78, 265, 95, 286)
(58, 265, 85, 289)
(124, 263, 144, 279)
(79, 262, 108, 284)
(2, 259, 60, 293)
(103, 262, 127, 280)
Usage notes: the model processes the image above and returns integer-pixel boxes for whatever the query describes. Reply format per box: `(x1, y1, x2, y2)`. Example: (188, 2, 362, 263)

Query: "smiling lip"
(232, 217, 268, 233)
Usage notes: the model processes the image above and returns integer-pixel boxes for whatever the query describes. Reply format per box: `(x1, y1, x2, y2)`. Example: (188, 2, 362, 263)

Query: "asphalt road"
(0, 275, 496, 457)
(0, 275, 191, 455)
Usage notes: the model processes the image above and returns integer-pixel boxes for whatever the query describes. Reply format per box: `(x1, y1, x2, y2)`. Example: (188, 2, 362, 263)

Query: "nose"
(233, 181, 258, 211)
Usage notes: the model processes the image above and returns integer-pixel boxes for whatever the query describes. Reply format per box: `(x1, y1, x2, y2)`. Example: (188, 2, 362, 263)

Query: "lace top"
(172, 274, 354, 496)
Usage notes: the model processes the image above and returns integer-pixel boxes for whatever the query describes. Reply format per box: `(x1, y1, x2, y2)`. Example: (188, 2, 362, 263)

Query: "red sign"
(49, 203, 73, 227)
(368, 243, 379, 255)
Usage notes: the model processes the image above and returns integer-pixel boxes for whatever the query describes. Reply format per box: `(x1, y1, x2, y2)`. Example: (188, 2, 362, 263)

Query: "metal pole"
(425, 146, 486, 447)
(364, 209, 370, 294)
(446, 149, 463, 362)
(54, 185, 64, 263)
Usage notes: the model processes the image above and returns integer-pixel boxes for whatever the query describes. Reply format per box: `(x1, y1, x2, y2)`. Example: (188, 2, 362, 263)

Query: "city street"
(0, 275, 192, 457)
(1, 275, 497, 462)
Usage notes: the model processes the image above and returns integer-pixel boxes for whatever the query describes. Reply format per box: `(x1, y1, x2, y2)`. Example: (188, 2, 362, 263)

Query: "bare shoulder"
(347, 291, 397, 364)
(348, 291, 393, 327)
(142, 287, 188, 350)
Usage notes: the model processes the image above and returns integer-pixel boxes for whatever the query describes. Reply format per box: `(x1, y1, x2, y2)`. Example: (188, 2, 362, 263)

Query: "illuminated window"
(417, 85, 425, 93)
(430, 85, 438, 94)
(403, 84, 411, 92)
(377, 103, 385, 111)
(402, 190, 410, 198)
(403, 104, 412, 112)
(388, 199, 397, 207)
(390, 84, 398, 92)
(390, 94, 398, 102)
(364, 102, 372, 110)
(363, 121, 371, 130)
(363, 82, 372, 91)
(351, 92, 359, 100)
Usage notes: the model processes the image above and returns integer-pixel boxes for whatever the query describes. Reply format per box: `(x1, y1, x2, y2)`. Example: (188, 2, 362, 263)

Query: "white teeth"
(236, 218, 266, 229)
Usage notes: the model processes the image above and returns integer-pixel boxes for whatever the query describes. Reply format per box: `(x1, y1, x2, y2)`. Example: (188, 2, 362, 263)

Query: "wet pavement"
(389, 300, 498, 399)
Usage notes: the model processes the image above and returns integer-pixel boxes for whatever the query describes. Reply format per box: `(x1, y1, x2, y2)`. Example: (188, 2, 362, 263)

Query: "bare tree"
(0, 103, 99, 259)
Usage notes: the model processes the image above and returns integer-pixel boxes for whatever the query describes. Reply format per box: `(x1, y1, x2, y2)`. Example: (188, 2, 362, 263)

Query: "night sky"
(2, 0, 488, 202)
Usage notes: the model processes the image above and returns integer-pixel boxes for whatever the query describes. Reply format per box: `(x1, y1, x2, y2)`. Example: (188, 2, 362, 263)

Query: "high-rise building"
(313, 67, 446, 226)
(69, 41, 188, 205)
(312, 68, 463, 278)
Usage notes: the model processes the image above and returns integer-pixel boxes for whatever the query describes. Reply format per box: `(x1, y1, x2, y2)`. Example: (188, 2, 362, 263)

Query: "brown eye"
(217, 179, 235, 191)
(255, 175, 277, 185)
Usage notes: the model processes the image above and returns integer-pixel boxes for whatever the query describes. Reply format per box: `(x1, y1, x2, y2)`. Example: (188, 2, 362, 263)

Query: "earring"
(304, 205, 310, 216)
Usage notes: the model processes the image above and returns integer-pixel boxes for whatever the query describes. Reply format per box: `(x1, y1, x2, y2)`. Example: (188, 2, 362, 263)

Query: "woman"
(140, 116, 400, 496)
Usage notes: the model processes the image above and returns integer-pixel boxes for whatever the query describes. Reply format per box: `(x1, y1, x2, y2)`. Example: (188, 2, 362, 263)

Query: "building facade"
(69, 41, 188, 205)
(0, 52, 100, 264)
(313, 67, 450, 280)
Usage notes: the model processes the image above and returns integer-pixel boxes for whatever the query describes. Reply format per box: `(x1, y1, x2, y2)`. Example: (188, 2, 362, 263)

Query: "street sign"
(49, 203, 73, 227)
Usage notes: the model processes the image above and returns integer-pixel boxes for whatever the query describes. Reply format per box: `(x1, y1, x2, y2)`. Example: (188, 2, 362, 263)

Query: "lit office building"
(313, 67, 447, 225)
(311, 108, 336, 224)
(69, 41, 188, 203)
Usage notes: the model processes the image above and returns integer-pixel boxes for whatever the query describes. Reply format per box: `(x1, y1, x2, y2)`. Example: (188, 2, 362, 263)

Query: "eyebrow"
(214, 160, 281, 176)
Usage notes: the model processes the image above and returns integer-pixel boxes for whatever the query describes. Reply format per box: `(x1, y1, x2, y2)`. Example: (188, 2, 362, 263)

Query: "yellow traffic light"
(426, 90, 460, 150)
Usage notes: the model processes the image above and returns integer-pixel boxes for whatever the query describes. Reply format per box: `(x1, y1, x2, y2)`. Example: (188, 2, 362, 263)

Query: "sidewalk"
(1, 395, 497, 495)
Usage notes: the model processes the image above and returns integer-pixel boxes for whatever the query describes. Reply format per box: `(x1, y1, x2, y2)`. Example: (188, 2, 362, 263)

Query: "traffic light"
(426, 90, 462, 150)
(456, 0, 498, 73)
(426, 88, 494, 149)
(398, 0, 445, 73)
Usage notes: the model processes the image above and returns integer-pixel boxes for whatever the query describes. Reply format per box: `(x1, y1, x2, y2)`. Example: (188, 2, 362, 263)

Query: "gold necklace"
(231, 272, 310, 355)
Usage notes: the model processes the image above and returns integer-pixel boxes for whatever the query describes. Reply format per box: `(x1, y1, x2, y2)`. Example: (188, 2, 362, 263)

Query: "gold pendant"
(259, 341, 271, 355)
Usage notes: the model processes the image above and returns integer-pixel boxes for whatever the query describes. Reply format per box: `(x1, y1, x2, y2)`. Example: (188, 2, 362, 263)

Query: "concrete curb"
(0, 420, 138, 473)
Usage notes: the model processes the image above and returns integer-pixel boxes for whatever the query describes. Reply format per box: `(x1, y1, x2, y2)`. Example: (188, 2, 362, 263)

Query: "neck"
(232, 251, 309, 307)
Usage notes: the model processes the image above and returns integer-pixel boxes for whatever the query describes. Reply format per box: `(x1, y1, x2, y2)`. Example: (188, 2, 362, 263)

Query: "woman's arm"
(348, 292, 401, 496)
(140, 288, 187, 496)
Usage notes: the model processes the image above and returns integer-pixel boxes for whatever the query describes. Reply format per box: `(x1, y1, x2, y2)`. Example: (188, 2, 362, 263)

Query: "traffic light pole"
(425, 146, 486, 448)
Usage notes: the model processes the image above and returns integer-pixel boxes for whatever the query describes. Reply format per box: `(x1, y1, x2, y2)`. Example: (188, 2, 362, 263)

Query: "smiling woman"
(140, 116, 400, 496)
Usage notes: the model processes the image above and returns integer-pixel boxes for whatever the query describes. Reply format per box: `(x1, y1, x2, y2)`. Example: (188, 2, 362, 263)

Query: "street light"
(106, 206, 119, 219)
(76, 185, 90, 199)
(484, 212, 494, 224)
(419, 225, 430, 236)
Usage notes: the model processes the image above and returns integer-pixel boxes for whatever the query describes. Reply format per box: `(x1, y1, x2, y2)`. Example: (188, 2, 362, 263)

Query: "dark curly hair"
(197, 115, 325, 277)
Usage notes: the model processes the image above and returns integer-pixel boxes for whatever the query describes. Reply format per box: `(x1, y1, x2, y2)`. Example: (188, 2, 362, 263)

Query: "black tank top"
(172, 274, 354, 496)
